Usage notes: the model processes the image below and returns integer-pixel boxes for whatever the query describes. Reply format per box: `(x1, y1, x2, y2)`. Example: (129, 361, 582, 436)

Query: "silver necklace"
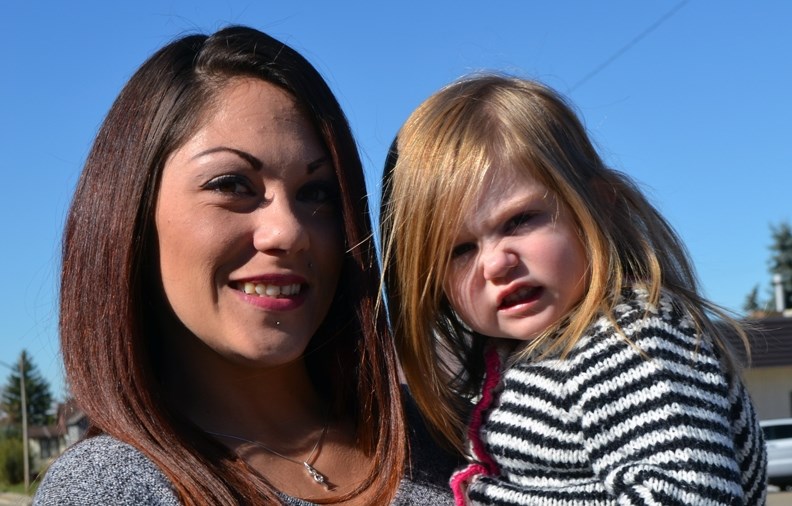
(206, 421, 331, 489)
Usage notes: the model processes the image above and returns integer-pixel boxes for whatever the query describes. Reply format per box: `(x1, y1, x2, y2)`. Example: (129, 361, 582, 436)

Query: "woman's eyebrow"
(191, 146, 263, 170)
(307, 156, 331, 174)
(192, 148, 330, 175)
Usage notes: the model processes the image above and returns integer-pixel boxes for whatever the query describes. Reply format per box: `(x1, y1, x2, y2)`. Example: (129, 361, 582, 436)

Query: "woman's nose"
(252, 197, 310, 255)
(481, 245, 519, 281)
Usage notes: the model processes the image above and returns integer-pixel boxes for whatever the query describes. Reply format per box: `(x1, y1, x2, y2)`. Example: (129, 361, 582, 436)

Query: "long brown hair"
(381, 73, 747, 453)
(60, 26, 405, 504)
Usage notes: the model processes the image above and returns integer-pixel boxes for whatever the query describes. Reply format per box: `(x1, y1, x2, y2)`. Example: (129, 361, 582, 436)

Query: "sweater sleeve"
(571, 295, 764, 505)
(33, 435, 180, 506)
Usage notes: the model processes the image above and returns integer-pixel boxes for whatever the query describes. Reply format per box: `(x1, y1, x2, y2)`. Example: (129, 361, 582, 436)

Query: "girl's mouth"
(499, 286, 541, 309)
(237, 282, 303, 297)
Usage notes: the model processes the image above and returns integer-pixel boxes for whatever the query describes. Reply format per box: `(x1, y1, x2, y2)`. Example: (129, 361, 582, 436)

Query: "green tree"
(1, 351, 53, 427)
(0, 437, 25, 485)
(769, 220, 792, 310)
(742, 285, 762, 314)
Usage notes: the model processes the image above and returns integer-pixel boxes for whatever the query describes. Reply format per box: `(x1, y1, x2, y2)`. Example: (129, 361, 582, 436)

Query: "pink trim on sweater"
(467, 346, 501, 472)
(451, 463, 490, 506)
(450, 346, 502, 505)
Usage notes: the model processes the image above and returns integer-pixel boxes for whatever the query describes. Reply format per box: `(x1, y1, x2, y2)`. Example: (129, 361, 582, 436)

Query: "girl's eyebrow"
(499, 191, 546, 213)
(489, 191, 549, 224)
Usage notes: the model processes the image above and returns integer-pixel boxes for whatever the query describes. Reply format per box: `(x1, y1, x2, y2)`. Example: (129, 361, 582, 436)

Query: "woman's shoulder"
(33, 434, 180, 506)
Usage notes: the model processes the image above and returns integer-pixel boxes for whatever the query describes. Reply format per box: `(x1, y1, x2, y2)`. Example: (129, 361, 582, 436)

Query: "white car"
(761, 418, 792, 488)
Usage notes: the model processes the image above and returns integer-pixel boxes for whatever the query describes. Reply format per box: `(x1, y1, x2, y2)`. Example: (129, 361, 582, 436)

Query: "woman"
(34, 26, 456, 505)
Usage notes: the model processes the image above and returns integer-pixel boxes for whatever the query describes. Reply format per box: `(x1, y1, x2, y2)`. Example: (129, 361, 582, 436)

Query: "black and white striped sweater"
(465, 288, 767, 505)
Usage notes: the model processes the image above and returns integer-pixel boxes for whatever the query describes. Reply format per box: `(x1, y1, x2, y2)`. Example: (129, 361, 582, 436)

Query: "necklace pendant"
(303, 462, 329, 488)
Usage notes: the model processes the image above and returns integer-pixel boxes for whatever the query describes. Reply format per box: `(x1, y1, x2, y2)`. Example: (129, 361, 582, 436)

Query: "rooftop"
(725, 316, 792, 368)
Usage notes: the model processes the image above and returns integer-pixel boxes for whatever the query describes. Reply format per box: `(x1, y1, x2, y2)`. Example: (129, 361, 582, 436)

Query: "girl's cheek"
(444, 275, 470, 315)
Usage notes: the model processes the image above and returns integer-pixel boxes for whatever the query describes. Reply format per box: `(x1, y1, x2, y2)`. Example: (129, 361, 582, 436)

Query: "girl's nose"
(482, 246, 519, 281)
(252, 197, 310, 255)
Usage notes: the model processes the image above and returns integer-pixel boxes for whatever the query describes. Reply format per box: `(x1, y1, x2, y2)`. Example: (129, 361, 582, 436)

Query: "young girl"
(380, 74, 767, 505)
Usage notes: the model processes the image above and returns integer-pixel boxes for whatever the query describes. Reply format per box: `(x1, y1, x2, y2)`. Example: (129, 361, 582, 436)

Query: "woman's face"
(154, 78, 343, 369)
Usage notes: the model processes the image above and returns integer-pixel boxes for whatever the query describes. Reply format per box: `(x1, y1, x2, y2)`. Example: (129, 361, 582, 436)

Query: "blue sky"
(2, 1, 790, 400)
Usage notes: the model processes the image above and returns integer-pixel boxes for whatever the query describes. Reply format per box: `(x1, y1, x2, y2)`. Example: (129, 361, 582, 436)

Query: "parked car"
(761, 418, 792, 488)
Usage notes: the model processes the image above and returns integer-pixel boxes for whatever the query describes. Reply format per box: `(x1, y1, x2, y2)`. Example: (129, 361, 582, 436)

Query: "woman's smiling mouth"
(237, 282, 303, 297)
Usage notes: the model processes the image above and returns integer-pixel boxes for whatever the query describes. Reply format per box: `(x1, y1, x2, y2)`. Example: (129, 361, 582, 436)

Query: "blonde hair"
(380, 73, 747, 453)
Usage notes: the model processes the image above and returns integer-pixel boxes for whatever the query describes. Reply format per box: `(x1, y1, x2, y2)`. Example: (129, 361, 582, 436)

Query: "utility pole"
(19, 353, 29, 492)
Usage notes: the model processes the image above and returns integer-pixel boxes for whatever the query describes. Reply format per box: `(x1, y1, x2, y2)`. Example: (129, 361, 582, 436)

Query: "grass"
(0, 481, 37, 495)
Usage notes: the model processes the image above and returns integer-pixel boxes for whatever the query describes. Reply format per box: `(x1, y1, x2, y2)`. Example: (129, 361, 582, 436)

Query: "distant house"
(729, 315, 792, 420)
(27, 398, 87, 474)
(28, 424, 66, 474)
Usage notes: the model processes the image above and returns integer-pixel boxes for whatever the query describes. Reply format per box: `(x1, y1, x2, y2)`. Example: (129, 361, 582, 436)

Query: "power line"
(568, 0, 690, 93)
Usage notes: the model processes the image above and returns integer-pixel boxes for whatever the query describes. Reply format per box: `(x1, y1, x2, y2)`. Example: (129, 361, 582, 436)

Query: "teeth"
(243, 282, 301, 297)
(504, 287, 533, 305)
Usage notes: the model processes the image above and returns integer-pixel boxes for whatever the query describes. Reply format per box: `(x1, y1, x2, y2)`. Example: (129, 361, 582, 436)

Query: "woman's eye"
(298, 182, 338, 205)
(450, 242, 476, 259)
(202, 175, 254, 196)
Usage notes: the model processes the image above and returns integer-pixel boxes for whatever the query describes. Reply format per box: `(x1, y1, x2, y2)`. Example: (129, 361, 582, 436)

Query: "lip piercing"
(276, 321, 281, 326)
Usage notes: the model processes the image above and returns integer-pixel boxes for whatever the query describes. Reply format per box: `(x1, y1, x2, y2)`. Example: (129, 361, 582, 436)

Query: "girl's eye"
(298, 182, 338, 205)
(505, 211, 537, 233)
(202, 175, 254, 196)
(450, 242, 476, 259)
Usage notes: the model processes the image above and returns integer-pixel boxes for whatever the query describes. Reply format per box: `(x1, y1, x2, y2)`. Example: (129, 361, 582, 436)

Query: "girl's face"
(154, 78, 343, 369)
(443, 165, 588, 341)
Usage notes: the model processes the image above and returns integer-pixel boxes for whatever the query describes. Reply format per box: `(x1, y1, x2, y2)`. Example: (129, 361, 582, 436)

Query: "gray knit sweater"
(33, 400, 458, 505)
(460, 288, 767, 505)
